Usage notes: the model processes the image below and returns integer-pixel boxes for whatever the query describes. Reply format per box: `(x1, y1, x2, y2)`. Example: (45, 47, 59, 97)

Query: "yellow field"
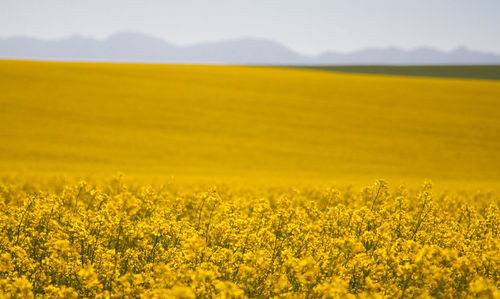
(1, 60, 500, 298)
(1, 60, 500, 187)
(0, 179, 499, 298)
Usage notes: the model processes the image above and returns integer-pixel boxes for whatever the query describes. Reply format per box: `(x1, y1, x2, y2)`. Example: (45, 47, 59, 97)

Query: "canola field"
(1, 60, 500, 297)
(1, 60, 500, 186)
(0, 178, 499, 298)
(0, 177, 500, 298)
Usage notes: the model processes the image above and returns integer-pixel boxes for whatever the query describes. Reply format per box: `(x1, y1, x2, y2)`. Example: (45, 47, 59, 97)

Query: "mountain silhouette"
(1, 32, 499, 65)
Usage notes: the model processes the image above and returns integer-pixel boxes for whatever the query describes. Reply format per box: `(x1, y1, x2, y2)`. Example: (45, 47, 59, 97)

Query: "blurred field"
(291, 65, 500, 80)
(1, 60, 500, 186)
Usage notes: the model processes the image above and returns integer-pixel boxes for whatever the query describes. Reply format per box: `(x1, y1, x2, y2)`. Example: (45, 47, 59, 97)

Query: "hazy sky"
(1, 0, 499, 55)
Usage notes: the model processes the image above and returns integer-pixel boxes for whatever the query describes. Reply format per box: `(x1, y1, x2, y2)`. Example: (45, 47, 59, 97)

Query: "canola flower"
(0, 177, 499, 298)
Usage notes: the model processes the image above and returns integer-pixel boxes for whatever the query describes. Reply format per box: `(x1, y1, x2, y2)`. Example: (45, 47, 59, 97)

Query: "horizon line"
(2, 31, 500, 57)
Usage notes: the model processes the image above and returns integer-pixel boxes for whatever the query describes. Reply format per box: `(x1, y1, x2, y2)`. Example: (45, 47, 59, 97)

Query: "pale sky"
(1, 0, 499, 55)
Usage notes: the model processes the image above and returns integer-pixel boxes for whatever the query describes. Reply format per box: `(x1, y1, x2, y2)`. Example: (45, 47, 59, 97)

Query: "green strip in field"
(287, 65, 500, 80)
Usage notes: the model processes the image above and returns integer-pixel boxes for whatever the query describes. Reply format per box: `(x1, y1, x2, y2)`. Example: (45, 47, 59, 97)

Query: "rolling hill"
(1, 60, 500, 186)
(2, 32, 500, 64)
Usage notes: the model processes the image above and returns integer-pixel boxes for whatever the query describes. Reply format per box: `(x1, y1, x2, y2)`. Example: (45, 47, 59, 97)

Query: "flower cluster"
(0, 177, 498, 298)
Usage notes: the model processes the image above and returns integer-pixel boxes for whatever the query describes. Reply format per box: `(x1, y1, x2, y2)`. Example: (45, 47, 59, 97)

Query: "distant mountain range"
(1, 32, 500, 65)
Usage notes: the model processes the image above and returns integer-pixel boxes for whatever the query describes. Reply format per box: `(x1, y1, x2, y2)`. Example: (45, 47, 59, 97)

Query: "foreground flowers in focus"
(0, 178, 499, 298)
